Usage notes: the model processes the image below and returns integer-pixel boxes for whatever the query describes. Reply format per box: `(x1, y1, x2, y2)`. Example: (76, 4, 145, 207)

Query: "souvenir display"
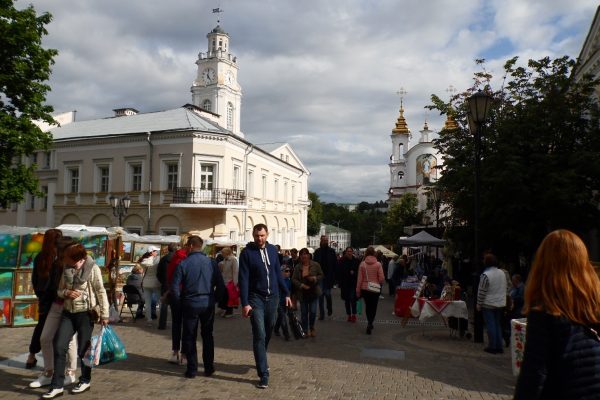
(79, 235, 108, 267)
(14, 270, 35, 299)
(19, 232, 44, 268)
(0, 299, 11, 326)
(0, 234, 20, 269)
(12, 301, 38, 326)
(0, 270, 13, 298)
(132, 243, 162, 262)
(120, 241, 133, 262)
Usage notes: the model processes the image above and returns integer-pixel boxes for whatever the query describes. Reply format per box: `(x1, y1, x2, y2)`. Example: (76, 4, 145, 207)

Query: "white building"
(0, 24, 311, 249)
(387, 99, 451, 214)
(307, 223, 351, 254)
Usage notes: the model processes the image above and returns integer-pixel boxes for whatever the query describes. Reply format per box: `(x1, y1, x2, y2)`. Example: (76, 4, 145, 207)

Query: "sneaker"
(256, 377, 269, 389)
(64, 373, 77, 386)
(71, 381, 91, 394)
(41, 388, 64, 399)
(30, 372, 53, 388)
(168, 351, 179, 364)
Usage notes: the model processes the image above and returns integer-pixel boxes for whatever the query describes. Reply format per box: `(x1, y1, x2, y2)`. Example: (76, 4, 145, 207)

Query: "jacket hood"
(364, 255, 378, 265)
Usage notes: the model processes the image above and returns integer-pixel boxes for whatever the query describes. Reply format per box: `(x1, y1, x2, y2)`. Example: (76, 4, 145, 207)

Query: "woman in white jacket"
(141, 246, 161, 326)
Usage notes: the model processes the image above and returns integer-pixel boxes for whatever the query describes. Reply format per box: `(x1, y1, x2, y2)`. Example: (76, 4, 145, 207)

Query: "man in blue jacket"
(239, 224, 292, 389)
(313, 235, 338, 319)
(171, 235, 225, 378)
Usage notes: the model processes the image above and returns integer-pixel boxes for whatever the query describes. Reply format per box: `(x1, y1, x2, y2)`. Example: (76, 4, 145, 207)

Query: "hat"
(148, 245, 160, 252)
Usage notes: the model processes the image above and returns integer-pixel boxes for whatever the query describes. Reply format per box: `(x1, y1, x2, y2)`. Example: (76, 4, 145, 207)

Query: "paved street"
(0, 291, 515, 399)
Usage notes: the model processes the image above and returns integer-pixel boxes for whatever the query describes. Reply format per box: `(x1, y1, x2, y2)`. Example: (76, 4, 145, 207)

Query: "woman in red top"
(356, 246, 385, 334)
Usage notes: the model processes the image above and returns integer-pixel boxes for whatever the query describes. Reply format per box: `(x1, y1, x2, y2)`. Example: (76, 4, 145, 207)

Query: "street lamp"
(109, 195, 131, 227)
(467, 90, 493, 343)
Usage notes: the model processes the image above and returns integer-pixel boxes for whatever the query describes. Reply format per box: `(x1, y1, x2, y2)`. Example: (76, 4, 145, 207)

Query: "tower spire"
(392, 88, 410, 135)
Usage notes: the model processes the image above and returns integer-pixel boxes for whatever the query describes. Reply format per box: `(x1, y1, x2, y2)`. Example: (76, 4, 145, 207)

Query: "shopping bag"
(108, 304, 120, 324)
(99, 325, 127, 365)
(226, 281, 240, 308)
(286, 308, 305, 339)
(83, 328, 104, 368)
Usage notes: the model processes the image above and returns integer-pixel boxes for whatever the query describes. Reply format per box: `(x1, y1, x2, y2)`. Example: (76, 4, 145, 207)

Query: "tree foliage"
(0, 0, 57, 207)
(307, 191, 323, 236)
(429, 56, 600, 262)
(381, 194, 422, 244)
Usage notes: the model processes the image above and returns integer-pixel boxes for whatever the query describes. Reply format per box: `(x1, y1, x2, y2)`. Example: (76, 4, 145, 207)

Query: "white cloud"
(25, 0, 597, 202)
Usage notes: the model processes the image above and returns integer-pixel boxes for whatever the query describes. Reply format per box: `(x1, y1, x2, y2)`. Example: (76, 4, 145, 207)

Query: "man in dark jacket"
(171, 236, 225, 379)
(238, 223, 292, 389)
(157, 242, 178, 329)
(313, 235, 337, 319)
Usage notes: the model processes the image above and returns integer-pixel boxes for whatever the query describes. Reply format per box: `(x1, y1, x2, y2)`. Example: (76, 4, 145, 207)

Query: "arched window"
(227, 102, 234, 130)
(202, 99, 211, 112)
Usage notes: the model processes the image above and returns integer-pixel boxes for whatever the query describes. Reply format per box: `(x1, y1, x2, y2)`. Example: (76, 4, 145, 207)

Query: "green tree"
(0, 0, 57, 208)
(381, 194, 422, 244)
(307, 191, 323, 236)
(429, 56, 600, 262)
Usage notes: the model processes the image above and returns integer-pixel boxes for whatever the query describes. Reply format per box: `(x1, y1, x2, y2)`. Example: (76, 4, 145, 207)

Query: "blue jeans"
(181, 303, 215, 375)
(248, 292, 279, 378)
(344, 290, 357, 316)
(482, 307, 503, 351)
(274, 303, 289, 338)
(300, 298, 318, 332)
(51, 311, 93, 389)
(318, 281, 332, 317)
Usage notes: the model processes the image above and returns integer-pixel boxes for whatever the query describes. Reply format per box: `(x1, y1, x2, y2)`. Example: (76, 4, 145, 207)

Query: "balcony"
(171, 187, 246, 209)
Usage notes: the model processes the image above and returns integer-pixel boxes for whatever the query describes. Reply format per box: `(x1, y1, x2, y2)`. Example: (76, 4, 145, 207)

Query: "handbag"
(87, 282, 101, 324)
(364, 265, 381, 293)
(226, 281, 240, 308)
(286, 308, 305, 339)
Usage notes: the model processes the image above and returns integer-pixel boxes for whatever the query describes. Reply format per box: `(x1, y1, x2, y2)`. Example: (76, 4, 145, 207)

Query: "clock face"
(226, 71, 235, 85)
(202, 68, 216, 84)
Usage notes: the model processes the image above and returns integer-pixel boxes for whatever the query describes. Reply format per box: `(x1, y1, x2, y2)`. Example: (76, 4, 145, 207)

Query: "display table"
(410, 298, 468, 322)
(394, 288, 416, 318)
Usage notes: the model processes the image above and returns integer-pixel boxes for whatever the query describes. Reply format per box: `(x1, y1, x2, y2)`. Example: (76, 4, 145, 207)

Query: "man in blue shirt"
(239, 224, 292, 389)
(171, 235, 225, 378)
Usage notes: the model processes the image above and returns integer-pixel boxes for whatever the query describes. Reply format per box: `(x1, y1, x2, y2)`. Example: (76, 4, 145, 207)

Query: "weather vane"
(396, 87, 407, 108)
(212, 5, 223, 24)
(446, 85, 457, 98)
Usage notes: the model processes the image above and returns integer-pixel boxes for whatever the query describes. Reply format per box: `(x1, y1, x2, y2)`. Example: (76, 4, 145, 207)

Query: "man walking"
(313, 235, 337, 319)
(171, 236, 225, 378)
(157, 242, 178, 329)
(239, 224, 292, 389)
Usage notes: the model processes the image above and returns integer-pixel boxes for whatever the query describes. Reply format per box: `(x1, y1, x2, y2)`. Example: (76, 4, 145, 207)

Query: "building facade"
(307, 223, 351, 254)
(0, 24, 311, 249)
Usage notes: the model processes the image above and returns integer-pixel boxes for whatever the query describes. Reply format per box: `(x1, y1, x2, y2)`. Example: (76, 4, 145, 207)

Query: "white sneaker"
(41, 388, 63, 399)
(168, 352, 179, 364)
(30, 373, 52, 388)
(64, 373, 76, 386)
(71, 381, 91, 394)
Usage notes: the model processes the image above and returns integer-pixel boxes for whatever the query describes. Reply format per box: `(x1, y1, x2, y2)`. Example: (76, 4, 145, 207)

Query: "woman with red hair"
(514, 230, 600, 399)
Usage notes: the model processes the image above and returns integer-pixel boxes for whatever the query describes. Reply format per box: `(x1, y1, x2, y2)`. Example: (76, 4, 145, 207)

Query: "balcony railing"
(172, 187, 246, 206)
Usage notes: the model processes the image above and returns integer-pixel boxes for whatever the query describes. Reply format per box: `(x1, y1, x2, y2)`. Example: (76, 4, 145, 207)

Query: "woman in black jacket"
(513, 230, 600, 399)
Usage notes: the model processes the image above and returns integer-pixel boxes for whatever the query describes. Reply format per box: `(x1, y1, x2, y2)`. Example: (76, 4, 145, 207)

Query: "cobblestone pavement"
(0, 291, 516, 399)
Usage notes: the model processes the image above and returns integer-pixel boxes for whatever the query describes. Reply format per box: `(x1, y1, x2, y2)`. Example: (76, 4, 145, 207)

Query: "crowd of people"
(24, 225, 600, 397)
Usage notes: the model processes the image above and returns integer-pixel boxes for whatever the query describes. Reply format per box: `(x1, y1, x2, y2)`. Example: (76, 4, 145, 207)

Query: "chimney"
(113, 107, 139, 117)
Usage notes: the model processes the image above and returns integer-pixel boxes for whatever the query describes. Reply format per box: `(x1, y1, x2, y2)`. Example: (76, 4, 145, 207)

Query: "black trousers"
(51, 311, 94, 389)
(360, 290, 380, 327)
(181, 303, 215, 375)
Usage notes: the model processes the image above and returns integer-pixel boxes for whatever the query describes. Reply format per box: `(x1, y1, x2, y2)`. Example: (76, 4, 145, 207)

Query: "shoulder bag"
(87, 277, 102, 324)
(364, 264, 381, 293)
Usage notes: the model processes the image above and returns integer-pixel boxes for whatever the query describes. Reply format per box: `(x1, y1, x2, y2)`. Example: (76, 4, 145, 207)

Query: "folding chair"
(120, 284, 144, 322)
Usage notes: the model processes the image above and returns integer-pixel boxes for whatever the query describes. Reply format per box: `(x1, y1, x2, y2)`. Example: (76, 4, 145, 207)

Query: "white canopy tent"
(397, 230, 446, 247)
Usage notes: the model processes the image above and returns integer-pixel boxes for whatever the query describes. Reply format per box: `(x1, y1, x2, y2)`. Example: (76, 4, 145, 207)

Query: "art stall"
(0, 225, 117, 328)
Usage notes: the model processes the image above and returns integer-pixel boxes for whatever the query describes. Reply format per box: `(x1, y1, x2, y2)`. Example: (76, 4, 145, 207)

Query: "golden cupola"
(392, 100, 410, 135)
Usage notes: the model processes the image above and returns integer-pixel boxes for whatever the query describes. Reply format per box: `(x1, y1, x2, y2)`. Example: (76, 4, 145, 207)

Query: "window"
(247, 170, 254, 196)
(126, 227, 142, 235)
(160, 228, 179, 236)
(227, 102, 234, 130)
(41, 186, 48, 210)
(284, 182, 288, 203)
(292, 185, 296, 203)
(99, 166, 110, 192)
(28, 192, 35, 210)
(30, 153, 38, 166)
(262, 175, 267, 198)
(131, 164, 142, 191)
(200, 164, 214, 190)
(233, 165, 240, 189)
(166, 163, 178, 190)
(274, 179, 279, 201)
(44, 152, 51, 168)
(68, 167, 79, 193)
(202, 99, 211, 112)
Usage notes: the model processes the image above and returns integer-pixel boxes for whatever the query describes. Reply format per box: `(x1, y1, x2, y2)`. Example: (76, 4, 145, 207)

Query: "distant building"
(308, 223, 351, 253)
(0, 24, 311, 249)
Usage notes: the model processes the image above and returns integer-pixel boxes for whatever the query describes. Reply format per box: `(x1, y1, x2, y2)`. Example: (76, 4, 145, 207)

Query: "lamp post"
(109, 195, 131, 227)
(467, 90, 493, 343)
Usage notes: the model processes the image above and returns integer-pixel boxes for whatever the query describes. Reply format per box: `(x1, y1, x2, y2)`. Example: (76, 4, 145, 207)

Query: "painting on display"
(101, 268, 109, 285)
(132, 243, 162, 263)
(0, 299, 11, 326)
(416, 154, 438, 185)
(117, 263, 135, 286)
(12, 301, 38, 326)
(120, 241, 133, 262)
(14, 270, 35, 299)
(79, 235, 108, 267)
(19, 233, 44, 268)
(0, 270, 13, 298)
(0, 234, 20, 269)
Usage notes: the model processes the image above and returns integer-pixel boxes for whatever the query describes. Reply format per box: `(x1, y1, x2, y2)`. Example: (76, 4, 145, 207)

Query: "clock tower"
(191, 24, 243, 136)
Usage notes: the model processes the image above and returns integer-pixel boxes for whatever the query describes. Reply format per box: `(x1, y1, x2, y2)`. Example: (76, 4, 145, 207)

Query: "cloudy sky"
(24, 0, 597, 203)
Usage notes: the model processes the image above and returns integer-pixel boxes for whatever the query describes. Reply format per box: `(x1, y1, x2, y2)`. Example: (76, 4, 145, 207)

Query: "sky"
(23, 0, 597, 203)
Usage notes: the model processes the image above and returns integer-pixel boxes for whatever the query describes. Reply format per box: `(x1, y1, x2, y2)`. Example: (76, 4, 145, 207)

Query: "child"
(273, 267, 292, 340)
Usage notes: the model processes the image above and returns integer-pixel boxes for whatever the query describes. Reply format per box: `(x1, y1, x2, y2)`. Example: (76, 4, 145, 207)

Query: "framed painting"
(79, 235, 108, 267)
(0, 270, 13, 298)
(14, 270, 35, 299)
(12, 301, 38, 326)
(0, 298, 11, 326)
(19, 232, 44, 268)
(132, 243, 161, 263)
(0, 234, 20, 269)
(120, 241, 133, 262)
(117, 263, 135, 286)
